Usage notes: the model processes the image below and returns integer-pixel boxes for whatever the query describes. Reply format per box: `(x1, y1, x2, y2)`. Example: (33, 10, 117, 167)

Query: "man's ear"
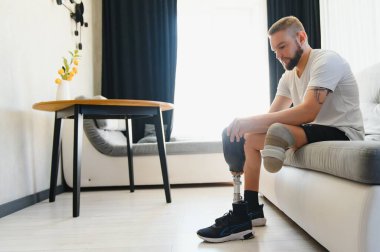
(298, 31, 308, 45)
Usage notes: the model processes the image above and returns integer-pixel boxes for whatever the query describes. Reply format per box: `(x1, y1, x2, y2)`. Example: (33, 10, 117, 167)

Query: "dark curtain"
(266, 0, 321, 102)
(102, 0, 177, 143)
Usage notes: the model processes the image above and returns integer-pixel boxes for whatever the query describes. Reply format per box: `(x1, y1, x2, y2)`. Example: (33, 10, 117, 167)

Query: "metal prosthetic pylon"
(232, 174, 243, 203)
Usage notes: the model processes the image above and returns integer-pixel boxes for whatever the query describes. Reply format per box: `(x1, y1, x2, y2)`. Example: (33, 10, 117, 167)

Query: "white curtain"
(172, 0, 269, 140)
(320, 0, 380, 74)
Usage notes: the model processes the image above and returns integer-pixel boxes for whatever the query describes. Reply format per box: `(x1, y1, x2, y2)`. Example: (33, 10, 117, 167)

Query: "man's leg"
(261, 123, 308, 173)
(245, 124, 308, 185)
(243, 132, 267, 226)
(261, 123, 348, 173)
(197, 124, 308, 243)
(243, 132, 265, 192)
(221, 128, 246, 202)
(197, 128, 254, 242)
(243, 124, 308, 224)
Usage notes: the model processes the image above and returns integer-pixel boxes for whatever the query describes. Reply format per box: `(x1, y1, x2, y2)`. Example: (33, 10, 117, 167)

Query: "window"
(173, 0, 270, 139)
(320, 0, 380, 73)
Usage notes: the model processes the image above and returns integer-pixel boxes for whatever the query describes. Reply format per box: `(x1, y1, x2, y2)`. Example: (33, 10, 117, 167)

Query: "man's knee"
(222, 128, 245, 173)
(244, 132, 265, 151)
(262, 123, 295, 173)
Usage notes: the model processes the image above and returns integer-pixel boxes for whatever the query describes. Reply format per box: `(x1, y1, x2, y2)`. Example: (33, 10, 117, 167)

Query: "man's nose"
(276, 52, 282, 60)
(275, 51, 282, 60)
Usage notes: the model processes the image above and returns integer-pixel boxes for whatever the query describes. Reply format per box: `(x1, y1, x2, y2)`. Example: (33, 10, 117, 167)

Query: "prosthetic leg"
(222, 128, 246, 203)
(196, 129, 255, 243)
(221, 128, 267, 229)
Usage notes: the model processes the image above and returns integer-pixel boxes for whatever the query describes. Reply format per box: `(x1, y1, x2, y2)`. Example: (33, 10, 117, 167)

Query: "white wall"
(0, 0, 102, 205)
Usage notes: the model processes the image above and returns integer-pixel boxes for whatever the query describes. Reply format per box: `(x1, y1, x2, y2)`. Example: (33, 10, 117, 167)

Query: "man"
(197, 16, 364, 243)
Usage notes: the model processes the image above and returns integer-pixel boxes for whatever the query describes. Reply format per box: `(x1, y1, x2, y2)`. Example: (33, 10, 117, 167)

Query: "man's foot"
(197, 202, 254, 243)
(248, 204, 267, 227)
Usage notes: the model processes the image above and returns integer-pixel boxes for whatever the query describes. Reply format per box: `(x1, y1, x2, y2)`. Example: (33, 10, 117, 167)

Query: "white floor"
(0, 186, 327, 252)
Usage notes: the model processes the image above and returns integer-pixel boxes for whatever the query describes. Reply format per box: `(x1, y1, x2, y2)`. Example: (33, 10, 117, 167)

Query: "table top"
(32, 99, 174, 112)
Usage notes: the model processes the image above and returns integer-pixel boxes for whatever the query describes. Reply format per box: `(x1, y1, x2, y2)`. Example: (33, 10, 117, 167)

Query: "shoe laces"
(215, 210, 233, 226)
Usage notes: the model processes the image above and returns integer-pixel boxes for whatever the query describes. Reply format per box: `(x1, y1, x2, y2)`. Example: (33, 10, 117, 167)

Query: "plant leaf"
(63, 58, 69, 72)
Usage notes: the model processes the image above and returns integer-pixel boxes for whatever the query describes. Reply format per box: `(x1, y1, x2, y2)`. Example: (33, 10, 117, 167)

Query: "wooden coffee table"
(33, 99, 174, 217)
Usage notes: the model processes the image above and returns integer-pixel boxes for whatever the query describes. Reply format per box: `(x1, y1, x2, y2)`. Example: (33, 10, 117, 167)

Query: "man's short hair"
(268, 16, 305, 36)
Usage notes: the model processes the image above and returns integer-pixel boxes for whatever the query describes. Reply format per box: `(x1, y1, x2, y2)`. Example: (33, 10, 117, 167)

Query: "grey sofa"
(260, 63, 380, 252)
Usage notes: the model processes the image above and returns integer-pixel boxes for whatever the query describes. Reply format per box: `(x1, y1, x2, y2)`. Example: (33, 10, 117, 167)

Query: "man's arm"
(268, 95, 292, 113)
(227, 88, 330, 141)
(256, 87, 329, 127)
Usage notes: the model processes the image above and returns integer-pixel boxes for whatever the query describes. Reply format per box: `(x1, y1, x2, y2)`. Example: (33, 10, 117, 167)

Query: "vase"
(56, 80, 71, 100)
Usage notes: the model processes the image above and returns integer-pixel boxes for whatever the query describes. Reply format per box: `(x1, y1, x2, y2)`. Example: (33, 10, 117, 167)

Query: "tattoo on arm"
(312, 87, 331, 104)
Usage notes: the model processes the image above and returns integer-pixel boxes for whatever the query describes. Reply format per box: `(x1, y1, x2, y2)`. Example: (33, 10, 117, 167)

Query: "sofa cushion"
(284, 140, 380, 184)
(356, 63, 380, 135)
(366, 134, 380, 141)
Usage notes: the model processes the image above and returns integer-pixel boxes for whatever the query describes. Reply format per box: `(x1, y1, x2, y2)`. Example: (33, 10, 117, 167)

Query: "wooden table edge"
(32, 99, 174, 112)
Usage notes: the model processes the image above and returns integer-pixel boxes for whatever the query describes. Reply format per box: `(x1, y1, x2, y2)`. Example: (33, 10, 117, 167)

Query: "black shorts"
(300, 124, 349, 143)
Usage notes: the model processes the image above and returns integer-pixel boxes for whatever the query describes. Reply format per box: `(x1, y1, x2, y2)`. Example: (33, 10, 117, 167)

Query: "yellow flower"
(54, 49, 80, 85)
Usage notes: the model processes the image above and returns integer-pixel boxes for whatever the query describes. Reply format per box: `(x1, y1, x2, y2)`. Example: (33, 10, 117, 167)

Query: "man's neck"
(295, 47, 312, 77)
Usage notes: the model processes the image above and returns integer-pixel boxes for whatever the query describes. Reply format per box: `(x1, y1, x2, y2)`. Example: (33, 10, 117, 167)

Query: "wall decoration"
(56, 0, 88, 50)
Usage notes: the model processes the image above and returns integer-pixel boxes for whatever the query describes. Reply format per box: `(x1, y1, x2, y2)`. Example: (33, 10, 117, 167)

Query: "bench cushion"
(84, 119, 128, 156)
(133, 140, 222, 156)
(84, 119, 222, 156)
(284, 140, 380, 184)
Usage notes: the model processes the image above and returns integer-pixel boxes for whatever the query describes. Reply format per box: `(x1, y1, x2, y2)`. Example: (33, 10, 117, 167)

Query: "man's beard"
(283, 43, 303, 70)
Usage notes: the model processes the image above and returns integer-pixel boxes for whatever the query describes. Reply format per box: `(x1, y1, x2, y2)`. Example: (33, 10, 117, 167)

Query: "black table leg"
(125, 118, 135, 192)
(49, 113, 62, 202)
(154, 108, 171, 203)
(73, 105, 83, 217)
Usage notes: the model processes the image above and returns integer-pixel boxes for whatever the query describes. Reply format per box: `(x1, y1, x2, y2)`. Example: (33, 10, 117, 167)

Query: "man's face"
(269, 30, 303, 70)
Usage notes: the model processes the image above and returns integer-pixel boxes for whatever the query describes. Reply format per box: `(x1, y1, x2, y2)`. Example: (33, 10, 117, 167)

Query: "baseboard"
(0, 185, 65, 218)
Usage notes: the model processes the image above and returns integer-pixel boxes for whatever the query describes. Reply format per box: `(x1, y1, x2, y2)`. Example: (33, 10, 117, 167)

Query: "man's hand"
(227, 117, 254, 143)
(226, 95, 293, 143)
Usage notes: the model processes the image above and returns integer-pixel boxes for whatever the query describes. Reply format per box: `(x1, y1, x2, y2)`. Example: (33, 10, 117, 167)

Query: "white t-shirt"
(276, 49, 364, 140)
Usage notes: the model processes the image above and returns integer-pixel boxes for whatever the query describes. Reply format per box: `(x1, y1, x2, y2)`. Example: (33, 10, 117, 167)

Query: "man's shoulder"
(311, 49, 344, 63)
(309, 49, 349, 71)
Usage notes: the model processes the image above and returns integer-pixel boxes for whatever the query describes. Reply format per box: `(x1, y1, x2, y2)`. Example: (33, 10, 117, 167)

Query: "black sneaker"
(197, 201, 254, 243)
(248, 204, 267, 227)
